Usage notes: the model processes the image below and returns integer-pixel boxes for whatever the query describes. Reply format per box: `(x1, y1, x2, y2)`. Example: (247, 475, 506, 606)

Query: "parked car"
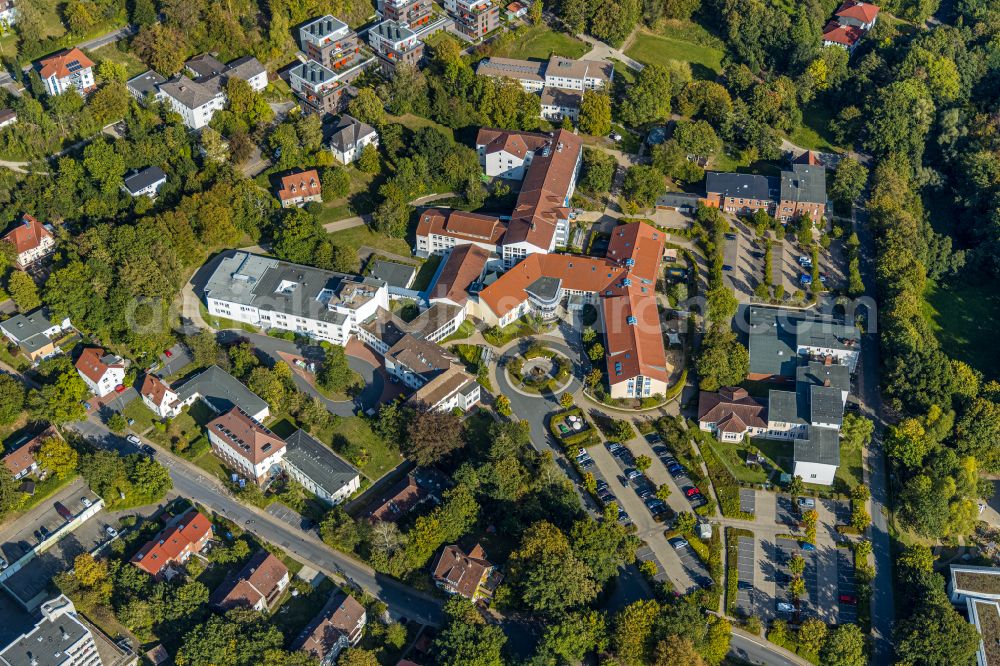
(126, 434, 142, 446)
(725, 232, 738, 240)
(80, 497, 92, 508)
(669, 466, 685, 478)
(668, 537, 689, 549)
(579, 459, 595, 469)
(617, 510, 630, 523)
(776, 602, 795, 613)
(0, 557, 6, 570)
(737, 581, 753, 590)
(645, 498, 666, 510)
(141, 445, 155, 456)
(661, 456, 677, 466)
(645, 433, 662, 444)
(114, 384, 126, 393)
(54, 502, 72, 520)
(798, 255, 812, 267)
(596, 479, 609, 492)
(819, 271, 828, 284)
(106, 526, 118, 538)
(797, 497, 816, 510)
(638, 488, 654, 500)
(652, 445, 669, 456)
(800, 542, 816, 551)
(164, 348, 173, 357)
(685, 487, 700, 497)
(600, 493, 617, 505)
(839, 594, 857, 605)
(625, 469, 642, 480)
(606, 441, 622, 452)
(800, 273, 813, 285)
(39, 525, 50, 538)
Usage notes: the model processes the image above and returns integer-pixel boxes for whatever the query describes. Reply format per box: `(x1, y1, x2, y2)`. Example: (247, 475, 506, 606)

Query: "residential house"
(506, 1, 528, 19)
(543, 55, 614, 91)
(791, 427, 840, 485)
(122, 166, 167, 198)
(823, 0, 879, 51)
(368, 19, 424, 74)
(364, 474, 430, 522)
(0, 308, 71, 361)
(203, 252, 389, 346)
(697, 387, 767, 442)
(126, 69, 167, 103)
(206, 407, 286, 486)
(75, 347, 126, 397)
(329, 115, 379, 164)
(358, 303, 465, 354)
(2, 425, 59, 481)
(0, 108, 17, 129)
(378, 0, 432, 29)
(299, 15, 363, 71)
(281, 429, 361, 505)
(157, 76, 226, 130)
(947, 564, 1000, 666)
(444, 0, 499, 38)
(37, 48, 95, 96)
(139, 374, 180, 419)
(476, 57, 545, 92)
(0, 596, 104, 666)
(432, 543, 498, 601)
(278, 169, 323, 207)
(476, 221, 669, 399)
(0, 0, 16, 26)
(132, 509, 213, 576)
(383, 334, 455, 389)
(704, 165, 827, 221)
(293, 593, 367, 663)
(184, 53, 268, 92)
(477, 55, 613, 119)
(416, 128, 582, 265)
(3, 213, 54, 269)
(747, 306, 860, 381)
(211, 550, 289, 612)
(405, 365, 481, 412)
(172, 364, 271, 421)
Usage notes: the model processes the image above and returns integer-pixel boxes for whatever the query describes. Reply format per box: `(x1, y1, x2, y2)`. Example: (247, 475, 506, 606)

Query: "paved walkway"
(576, 32, 644, 71)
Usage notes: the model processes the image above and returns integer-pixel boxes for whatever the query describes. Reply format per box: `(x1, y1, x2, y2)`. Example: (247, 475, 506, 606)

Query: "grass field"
(625, 30, 724, 79)
(788, 101, 841, 153)
(411, 254, 442, 292)
(88, 43, 149, 78)
(325, 416, 403, 481)
(387, 113, 456, 141)
(492, 24, 588, 60)
(752, 437, 863, 494)
(924, 278, 1000, 379)
(327, 225, 413, 260)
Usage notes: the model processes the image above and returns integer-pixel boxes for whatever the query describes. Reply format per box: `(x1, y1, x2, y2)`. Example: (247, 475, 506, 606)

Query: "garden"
(506, 342, 571, 394)
(549, 407, 600, 448)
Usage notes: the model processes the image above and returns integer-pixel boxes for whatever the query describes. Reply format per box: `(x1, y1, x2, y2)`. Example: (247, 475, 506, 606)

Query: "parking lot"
(837, 548, 857, 623)
(736, 535, 756, 616)
(739, 488, 756, 515)
(774, 537, 818, 618)
(775, 494, 805, 528)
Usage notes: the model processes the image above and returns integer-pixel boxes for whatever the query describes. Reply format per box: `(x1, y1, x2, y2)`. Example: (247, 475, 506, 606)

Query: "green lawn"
(924, 279, 1000, 379)
(787, 100, 841, 153)
(122, 399, 157, 434)
(707, 439, 770, 485)
(442, 319, 476, 343)
(752, 437, 862, 494)
(386, 113, 456, 141)
(199, 301, 261, 333)
(326, 225, 413, 260)
(489, 23, 588, 60)
(324, 416, 403, 481)
(193, 449, 230, 482)
(625, 30, 724, 79)
(88, 43, 149, 78)
(411, 254, 442, 292)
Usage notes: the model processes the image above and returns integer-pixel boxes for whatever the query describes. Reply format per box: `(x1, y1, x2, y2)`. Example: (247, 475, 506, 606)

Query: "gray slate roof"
(525, 276, 561, 302)
(749, 306, 860, 378)
(283, 429, 359, 498)
(127, 69, 166, 97)
(540, 87, 583, 109)
(705, 172, 778, 201)
(174, 365, 269, 417)
(0, 601, 92, 666)
(794, 426, 840, 466)
(768, 389, 806, 425)
(796, 361, 850, 394)
(330, 114, 377, 153)
(225, 55, 266, 83)
(123, 166, 167, 195)
(186, 53, 226, 80)
(369, 260, 415, 289)
(158, 75, 221, 109)
(809, 384, 845, 426)
(780, 164, 826, 205)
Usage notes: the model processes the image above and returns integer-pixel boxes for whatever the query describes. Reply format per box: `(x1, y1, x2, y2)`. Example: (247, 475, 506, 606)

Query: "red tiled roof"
(415, 209, 506, 245)
(697, 387, 767, 429)
(139, 374, 174, 407)
(366, 474, 427, 522)
(207, 407, 285, 465)
(430, 244, 490, 305)
(477, 128, 549, 159)
(432, 543, 491, 598)
(3, 214, 50, 255)
(835, 0, 880, 22)
(211, 550, 288, 609)
(294, 594, 365, 658)
(75, 347, 124, 384)
(38, 48, 94, 80)
(1, 425, 58, 477)
(132, 510, 212, 575)
(278, 169, 321, 201)
(823, 21, 864, 45)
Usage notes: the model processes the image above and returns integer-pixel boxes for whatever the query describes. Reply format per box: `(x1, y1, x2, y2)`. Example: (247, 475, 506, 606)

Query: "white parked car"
(126, 434, 141, 446)
(777, 602, 795, 613)
(105, 526, 118, 538)
(81, 498, 92, 508)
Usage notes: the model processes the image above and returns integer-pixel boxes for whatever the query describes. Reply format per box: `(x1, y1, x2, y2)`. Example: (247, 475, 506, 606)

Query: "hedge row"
(699, 436, 755, 520)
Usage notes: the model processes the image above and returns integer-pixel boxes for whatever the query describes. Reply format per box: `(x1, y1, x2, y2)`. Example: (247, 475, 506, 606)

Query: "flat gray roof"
(0, 309, 54, 345)
(174, 365, 268, 417)
(706, 172, 777, 201)
(749, 306, 860, 378)
(369, 260, 416, 289)
(0, 600, 91, 666)
(158, 75, 220, 109)
(283, 429, 359, 497)
(768, 389, 805, 425)
(794, 426, 840, 466)
(126, 69, 166, 97)
(780, 164, 826, 205)
(796, 361, 850, 394)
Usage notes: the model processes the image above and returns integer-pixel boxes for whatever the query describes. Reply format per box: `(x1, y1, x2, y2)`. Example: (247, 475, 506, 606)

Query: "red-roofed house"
(293, 593, 367, 663)
(823, 1, 878, 50)
(3, 214, 54, 269)
(210, 550, 289, 611)
(37, 48, 96, 96)
(2, 425, 59, 480)
(139, 374, 181, 418)
(431, 543, 498, 601)
(278, 169, 322, 208)
(822, 21, 865, 49)
(697, 387, 768, 442)
(132, 510, 213, 576)
(75, 347, 126, 397)
(206, 407, 286, 486)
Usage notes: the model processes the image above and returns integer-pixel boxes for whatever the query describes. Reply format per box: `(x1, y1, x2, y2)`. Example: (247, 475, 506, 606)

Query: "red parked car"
(686, 487, 700, 497)
(164, 349, 173, 357)
(839, 594, 857, 605)
(114, 384, 126, 393)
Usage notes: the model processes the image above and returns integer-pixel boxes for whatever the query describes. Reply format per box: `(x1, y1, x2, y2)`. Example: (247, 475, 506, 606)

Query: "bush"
(700, 436, 754, 520)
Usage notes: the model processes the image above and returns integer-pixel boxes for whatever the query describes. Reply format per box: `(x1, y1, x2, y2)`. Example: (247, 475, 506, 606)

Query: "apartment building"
(405, 364, 481, 412)
(445, 0, 499, 38)
(299, 15, 363, 71)
(476, 55, 613, 118)
(211, 550, 289, 612)
(277, 169, 323, 208)
(0, 308, 70, 361)
(203, 252, 389, 346)
(132, 510, 212, 576)
(206, 407, 286, 486)
(288, 60, 353, 115)
(74, 347, 126, 398)
(0, 596, 104, 666)
(368, 19, 424, 74)
(378, 0, 433, 27)
(294, 593, 367, 664)
(3, 213, 54, 269)
(329, 114, 379, 164)
(705, 164, 827, 222)
(432, 544, 498, 601)
(156, 76, 225, 130)
(37, 48, 95, 96)
(282, 430, 361, 506)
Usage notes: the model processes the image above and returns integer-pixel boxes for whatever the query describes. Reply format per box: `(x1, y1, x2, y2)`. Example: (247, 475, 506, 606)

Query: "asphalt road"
(67, 417, 445, 626)
(730, 632, 804, 666)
